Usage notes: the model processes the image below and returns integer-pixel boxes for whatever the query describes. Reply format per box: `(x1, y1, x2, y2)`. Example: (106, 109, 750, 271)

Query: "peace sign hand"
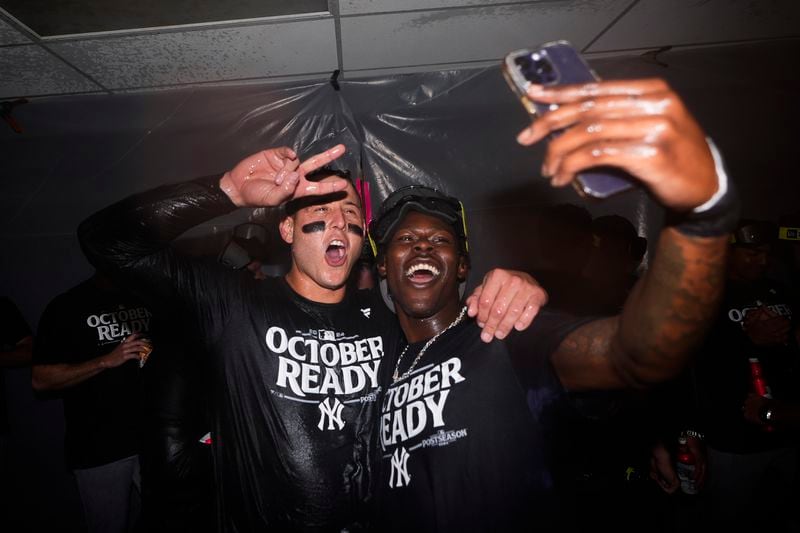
(219, 144, 348, 208)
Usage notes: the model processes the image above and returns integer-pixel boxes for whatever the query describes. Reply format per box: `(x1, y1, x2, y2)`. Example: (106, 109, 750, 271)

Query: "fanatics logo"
(361, 307, 371, 318)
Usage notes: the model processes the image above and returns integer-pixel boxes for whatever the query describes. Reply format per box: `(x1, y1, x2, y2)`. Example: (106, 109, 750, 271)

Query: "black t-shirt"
(193, 274, 401, 532)
(78, 176, 407, 532)
(694, 277, 800, 453)
(98, 257, 403, 533)
(1, 297, 33, 435)
(375, 309, 581, 532)
(32, 280, 152, 468)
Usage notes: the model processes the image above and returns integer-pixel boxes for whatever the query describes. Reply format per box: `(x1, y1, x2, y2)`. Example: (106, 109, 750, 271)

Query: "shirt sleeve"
(77, 176, 244, 342)
(78, 175, 235, 277)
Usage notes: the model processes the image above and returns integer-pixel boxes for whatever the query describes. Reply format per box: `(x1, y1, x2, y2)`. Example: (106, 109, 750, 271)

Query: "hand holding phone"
(503, 40, 634, 199)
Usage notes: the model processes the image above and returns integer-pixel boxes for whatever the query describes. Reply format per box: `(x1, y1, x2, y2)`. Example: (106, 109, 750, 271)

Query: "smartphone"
(502, 40, 634, 199)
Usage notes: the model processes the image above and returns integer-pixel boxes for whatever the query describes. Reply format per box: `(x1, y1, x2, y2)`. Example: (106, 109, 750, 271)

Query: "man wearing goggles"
(366, 77, 738, 531)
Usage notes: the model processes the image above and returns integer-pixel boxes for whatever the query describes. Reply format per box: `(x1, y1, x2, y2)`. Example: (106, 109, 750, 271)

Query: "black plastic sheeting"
(1, 38, 799, 532)
(4, 41, 800, 312)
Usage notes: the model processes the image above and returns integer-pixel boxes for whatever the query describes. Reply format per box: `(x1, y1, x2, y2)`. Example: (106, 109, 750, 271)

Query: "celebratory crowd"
(4, 77, 799, 533)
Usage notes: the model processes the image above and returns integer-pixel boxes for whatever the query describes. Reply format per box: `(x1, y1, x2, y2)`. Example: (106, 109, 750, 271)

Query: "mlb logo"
(319, 330, 335, 341)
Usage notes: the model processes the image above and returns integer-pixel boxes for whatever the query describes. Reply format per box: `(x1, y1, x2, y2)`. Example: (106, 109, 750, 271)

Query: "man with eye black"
(77, 145, 545, 532)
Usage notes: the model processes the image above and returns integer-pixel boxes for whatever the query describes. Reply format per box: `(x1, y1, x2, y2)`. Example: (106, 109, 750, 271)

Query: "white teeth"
(330, 240, 345, 247)
(405, 263, 440, 277)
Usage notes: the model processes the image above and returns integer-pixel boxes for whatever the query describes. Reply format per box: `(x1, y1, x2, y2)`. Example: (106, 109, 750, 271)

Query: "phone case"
(502, 40, 634, 199)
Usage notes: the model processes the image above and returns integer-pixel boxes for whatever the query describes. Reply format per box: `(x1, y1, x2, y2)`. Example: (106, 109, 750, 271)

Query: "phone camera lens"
(515, 56, 539, 83)
(515, 53, 556, 84)
(534, 58, 556, 84)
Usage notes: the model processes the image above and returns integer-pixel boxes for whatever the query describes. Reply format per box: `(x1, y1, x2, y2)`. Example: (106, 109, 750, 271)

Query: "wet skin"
(378, 211, 468, 343)
(280, 178, 364, 303)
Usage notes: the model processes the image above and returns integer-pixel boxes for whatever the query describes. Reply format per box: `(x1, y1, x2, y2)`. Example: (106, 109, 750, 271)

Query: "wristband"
(665, 139, 741, 237)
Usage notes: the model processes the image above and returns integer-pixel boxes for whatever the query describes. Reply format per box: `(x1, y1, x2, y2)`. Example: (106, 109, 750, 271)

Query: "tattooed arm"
(516, 78, 734, 390)
(551, 229, 727, 390)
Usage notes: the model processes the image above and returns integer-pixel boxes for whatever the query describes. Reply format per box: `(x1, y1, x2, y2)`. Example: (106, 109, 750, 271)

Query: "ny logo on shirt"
(317, 397, 345, 430)
(390, 447, 411, 488)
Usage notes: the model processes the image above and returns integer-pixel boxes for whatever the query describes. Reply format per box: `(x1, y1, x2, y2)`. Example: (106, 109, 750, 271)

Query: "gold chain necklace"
(392, 305, 468, 383)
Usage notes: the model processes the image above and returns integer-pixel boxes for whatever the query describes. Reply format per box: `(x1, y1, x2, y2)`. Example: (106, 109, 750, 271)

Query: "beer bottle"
(748, 357, 774, 432)
(676, 434, 697, 495)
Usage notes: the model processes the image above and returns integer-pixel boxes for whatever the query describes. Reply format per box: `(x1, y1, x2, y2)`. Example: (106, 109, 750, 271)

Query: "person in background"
(1, 297, 34, 531)
(581, 214, 648, 314)
(217, 222, 273, 280)
(650, 218, 800, 532)
(529, 203, 593, 315)
(32, 271, 154, 533)
(771, 211, 800, 296)
(351, 241, 378, 291)
(0, 296, 33, 440)
(546, 213, 665, 532)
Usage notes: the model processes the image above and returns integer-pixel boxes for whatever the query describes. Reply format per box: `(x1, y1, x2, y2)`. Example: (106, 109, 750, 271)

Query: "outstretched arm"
(517, 79, 735, 390)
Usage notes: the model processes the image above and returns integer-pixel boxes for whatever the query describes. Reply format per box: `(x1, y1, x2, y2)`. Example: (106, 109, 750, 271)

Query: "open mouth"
(325, 239, 347, 267)
(405, 262, 441, 284)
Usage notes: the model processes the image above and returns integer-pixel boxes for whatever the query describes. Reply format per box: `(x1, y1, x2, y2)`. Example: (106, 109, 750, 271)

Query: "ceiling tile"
(0, 45, 100, 98)
(0, 16, 31, 44)
(341, 1, 630, 73)
(48, 19, 338, 89)
(0, 0, 328, 36)
(590, 0, 800, 51)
